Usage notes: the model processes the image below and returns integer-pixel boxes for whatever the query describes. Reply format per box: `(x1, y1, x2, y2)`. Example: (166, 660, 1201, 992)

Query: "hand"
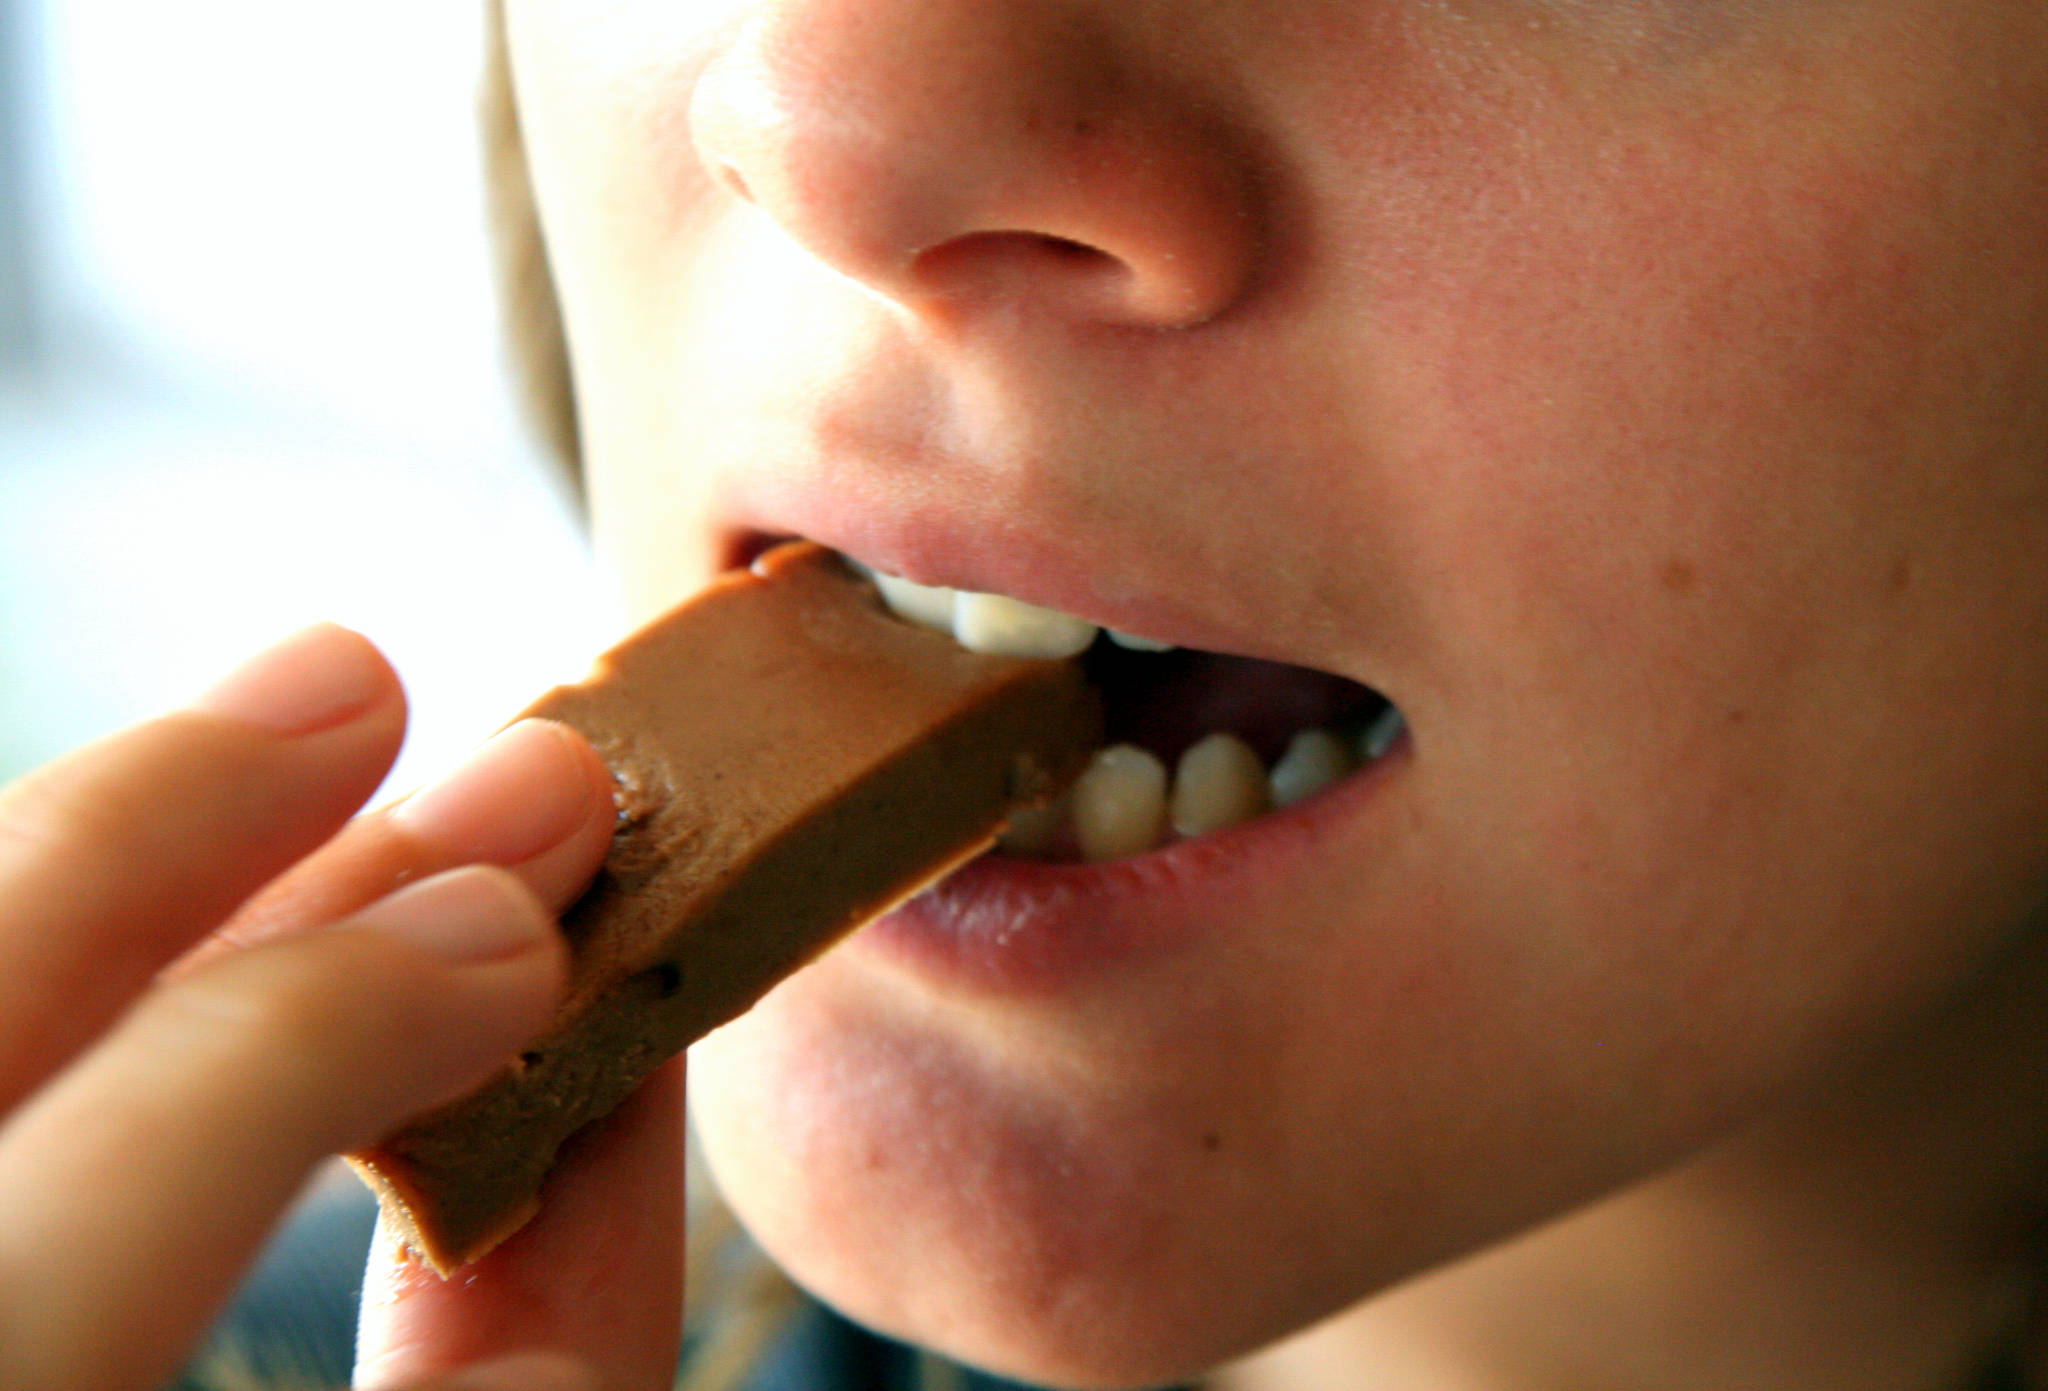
(0, 624, 684, 1391)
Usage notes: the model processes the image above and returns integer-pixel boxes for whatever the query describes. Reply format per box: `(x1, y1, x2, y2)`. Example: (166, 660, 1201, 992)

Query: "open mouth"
(853, 559, 1405, 865)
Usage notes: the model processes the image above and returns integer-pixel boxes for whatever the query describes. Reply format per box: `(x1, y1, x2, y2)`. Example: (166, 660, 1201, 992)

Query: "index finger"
(0, 624, 405, 1109)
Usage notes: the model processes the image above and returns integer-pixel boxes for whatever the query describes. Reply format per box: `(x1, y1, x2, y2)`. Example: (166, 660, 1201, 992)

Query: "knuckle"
(0, 716, 265, 877)
(163, 933, 428, 1080)
(0, 764, 132, 866)
(123, 930, 469, 1152)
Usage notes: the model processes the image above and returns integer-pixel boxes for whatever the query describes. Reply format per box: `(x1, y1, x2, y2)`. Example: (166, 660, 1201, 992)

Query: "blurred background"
(0, 0, 613, 796)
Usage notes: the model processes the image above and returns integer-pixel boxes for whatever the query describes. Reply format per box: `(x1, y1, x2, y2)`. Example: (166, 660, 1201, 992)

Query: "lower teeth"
(1171, 732, 1269, 838)
(1000, 708, 1404, 864)
(1360, 703, 1406, 761)
(1269, 728, 1357, 809)
(1071, 745, 1170, 862)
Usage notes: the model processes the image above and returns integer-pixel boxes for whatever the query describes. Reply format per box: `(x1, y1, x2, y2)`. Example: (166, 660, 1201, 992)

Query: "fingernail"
(390, 720, 606, 865)
(350, 865, 552, 965)
(440, 1351, 601, 1391)
(192, 623, 391, 736)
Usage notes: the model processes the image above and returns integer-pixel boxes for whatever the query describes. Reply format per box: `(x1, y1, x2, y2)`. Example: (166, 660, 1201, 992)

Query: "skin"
(497, 0, 2048, 1387)
(0, 624, 680, 1391)
(9, 1, 2048, 1388)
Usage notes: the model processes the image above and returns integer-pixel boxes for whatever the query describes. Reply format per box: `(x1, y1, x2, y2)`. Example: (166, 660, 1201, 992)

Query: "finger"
(355, 1058, 687, 1391)
(180, 717, 618, 970)
(0, 623, 405, 1109)
(407, 1351, 602, 1391)
(0, 865, 566, 1391)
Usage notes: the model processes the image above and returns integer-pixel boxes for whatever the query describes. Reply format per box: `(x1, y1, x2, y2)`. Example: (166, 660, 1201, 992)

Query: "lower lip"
(850, 736, 1412, 997)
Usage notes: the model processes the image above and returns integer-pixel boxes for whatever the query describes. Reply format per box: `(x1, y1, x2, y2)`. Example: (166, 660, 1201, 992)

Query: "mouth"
(712, 537, 1416, 995)
(851, 557, 1407, 865)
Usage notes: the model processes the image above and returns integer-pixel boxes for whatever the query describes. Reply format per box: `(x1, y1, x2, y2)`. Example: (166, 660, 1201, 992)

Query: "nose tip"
(688, 4, 1261, 330)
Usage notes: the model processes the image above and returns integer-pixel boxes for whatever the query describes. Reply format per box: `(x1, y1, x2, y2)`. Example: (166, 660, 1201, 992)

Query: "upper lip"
(702, 340, 1386, 689)
(716, 449, 1364, 676)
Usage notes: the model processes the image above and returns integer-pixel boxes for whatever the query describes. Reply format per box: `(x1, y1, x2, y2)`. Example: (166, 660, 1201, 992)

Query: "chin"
(686, 959, 1406, 1390)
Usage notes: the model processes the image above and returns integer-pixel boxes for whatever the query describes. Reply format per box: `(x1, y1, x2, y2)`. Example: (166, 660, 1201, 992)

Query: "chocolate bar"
(347, 542, 1101, 1273)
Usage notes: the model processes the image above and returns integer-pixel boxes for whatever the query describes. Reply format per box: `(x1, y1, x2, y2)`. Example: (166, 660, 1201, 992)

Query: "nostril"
(1033, 234, 1113, 265)
(909, 231, 1129, 311)
(920, 230, 1117, 269)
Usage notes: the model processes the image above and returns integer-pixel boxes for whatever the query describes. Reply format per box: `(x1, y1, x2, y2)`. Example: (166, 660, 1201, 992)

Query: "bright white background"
(0, 0, 615, 795)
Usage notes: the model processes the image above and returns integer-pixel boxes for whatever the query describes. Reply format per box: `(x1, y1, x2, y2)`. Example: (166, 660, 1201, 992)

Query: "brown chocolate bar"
(346, 542, 1101, 1273)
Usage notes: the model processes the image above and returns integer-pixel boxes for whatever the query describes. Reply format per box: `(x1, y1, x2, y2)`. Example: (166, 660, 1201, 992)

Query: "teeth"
(857, 557, 1406, 859)
(1171, 732, 1270, 837)
(953, 591, 1100, 659)
(865, 561, 1163, 659)
(998, 790, 1069, 857)
(996, 710, 1404, 864)
(1024, 713, 1401, 865)
(865, 562, 1106, 660)
(1072, 745, 1169, 862)
(1268, 728, 1358, 808)
(1360, 705, 1407, 760)
(870, 572, 958, 633)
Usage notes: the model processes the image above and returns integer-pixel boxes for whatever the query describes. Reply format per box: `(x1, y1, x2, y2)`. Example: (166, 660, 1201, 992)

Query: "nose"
(689, 0, 1261, 330)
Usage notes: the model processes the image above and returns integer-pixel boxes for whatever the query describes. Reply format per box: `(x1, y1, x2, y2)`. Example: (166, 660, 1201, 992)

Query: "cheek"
(507, 2, 749, 611)
(1362, 76, 1950, 550)
(1258, 10, 2048, 817)
(1297, 12, 2048, 1047)
(1302, 6, 2048, 581)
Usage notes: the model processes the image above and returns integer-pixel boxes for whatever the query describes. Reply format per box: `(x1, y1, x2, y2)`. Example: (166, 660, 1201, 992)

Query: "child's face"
(506, 1, 2048, 1382)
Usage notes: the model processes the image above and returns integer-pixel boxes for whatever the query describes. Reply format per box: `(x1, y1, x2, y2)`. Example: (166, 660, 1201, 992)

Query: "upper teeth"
(869, 572, 957, 632)
(863, 564, 1175, 658)
(954, 591, 1100, 660)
